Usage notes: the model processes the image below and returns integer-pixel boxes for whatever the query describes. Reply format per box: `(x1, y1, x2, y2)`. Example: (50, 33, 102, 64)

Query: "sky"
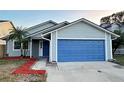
(0, 10, 121, 28)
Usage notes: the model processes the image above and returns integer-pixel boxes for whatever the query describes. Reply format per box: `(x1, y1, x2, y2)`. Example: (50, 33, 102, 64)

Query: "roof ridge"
(0, 20, 10, 22)
(26, 21, 69, 37)
(25, 20, 58, 31)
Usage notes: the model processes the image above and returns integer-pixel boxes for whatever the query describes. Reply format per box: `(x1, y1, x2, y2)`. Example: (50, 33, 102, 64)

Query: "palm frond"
(8, 26, 28, 45)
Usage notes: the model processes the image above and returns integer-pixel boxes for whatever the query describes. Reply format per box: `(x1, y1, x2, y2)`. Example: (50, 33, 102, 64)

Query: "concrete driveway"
(46, 62, 124, 82)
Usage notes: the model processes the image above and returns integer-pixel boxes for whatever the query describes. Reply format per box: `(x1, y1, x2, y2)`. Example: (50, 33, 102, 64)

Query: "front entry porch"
(30, 39, 49, 59)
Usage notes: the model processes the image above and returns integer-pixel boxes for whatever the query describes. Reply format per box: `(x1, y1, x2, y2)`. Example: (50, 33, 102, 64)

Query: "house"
(100, 12, 124, 54)
(101, 23, 124, 54)
(3, 18, 119, 62)
(0, 20, 14, 58)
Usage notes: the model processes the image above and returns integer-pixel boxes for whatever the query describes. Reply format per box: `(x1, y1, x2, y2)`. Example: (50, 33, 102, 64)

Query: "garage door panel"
(58, 39, 105, 62)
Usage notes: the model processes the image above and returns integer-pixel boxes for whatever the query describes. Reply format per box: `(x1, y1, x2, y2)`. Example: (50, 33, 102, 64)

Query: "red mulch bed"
(1, 57, 46, 75)
(12, 58, 46, 74)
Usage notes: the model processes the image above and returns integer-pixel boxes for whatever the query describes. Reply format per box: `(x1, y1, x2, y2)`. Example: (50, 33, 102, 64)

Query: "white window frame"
(13, 40, 29, 51)
(13, 40, 21, 51)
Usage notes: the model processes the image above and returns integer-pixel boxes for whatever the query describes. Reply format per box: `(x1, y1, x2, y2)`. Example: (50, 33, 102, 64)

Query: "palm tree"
(8, 26, 28, 57)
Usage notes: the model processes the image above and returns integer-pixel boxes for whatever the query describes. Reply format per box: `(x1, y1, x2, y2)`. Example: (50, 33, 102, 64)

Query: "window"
(14, 41, 21, 49)
(13, 40, 28, 50)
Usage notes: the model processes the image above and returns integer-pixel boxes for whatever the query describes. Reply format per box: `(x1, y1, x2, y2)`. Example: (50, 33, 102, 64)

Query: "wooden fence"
(0, 45, 5, 58)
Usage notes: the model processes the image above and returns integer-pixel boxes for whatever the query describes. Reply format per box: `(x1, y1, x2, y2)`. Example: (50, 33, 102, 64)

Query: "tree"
(8, 26, 28, 57)
(112, 30, 124, 54)
(100, 11, 124, 24)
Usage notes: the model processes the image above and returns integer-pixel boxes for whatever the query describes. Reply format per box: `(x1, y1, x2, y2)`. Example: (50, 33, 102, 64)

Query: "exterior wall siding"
(120, 26, 124, 32)
(51, 21, 112, 62)
(32, 40, 39, 58)
(57, 22, 105, 38)
(7, 40, 30, 57)
(110, 23, 120, 31)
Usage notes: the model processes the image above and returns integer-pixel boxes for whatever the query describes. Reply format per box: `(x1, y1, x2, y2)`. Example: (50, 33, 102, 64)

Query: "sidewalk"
(31, 58, 47, 70)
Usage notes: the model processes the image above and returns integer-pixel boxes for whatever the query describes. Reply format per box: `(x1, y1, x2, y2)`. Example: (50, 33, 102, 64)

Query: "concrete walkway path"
(31, 58, 47, 70)
(31, 58, 60, 81)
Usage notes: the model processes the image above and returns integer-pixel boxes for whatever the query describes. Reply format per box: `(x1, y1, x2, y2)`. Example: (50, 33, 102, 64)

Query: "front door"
(39, 41, 43, 57)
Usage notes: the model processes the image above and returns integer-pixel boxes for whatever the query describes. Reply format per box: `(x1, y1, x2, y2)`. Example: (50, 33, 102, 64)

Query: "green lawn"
(114, 55, 124, 65)
(0, 59, 46, 82)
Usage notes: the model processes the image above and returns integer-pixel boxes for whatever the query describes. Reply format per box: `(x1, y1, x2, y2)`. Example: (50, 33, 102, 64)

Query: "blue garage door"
(58, 39, 105, 62)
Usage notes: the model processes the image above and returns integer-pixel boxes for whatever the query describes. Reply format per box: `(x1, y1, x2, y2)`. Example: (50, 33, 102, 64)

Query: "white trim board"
(50, 33, 52, 62)
(105, 32, 108, 61)
(56, 31, 58, 62)
(110, 35, 113, 59)
(30, 38, 32, 58)
(57, 38, 106, 40)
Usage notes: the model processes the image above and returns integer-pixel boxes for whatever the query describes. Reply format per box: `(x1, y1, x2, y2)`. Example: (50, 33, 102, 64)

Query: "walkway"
(31, 58, 47, 70)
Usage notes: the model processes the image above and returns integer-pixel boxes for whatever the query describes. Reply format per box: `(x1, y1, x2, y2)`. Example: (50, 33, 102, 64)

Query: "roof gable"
(43, 18, 120, 37)
(57, 21, 105, 39)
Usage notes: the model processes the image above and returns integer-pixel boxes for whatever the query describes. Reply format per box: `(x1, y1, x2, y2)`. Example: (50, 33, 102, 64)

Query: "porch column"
(30, 38, 32, 58)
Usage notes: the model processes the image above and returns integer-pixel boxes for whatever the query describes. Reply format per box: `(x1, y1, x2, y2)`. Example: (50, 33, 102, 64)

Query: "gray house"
(100, 11, 124, 54)
(4, 18, 119, 62)
(101, 22, 124, 54)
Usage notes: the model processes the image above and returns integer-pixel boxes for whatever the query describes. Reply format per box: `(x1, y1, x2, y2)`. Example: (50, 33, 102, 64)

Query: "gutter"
(41, 35, 51, 42)
(112, 37, 118, 40)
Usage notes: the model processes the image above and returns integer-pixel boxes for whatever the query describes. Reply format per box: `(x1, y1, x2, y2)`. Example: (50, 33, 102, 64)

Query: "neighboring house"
(100, 14, 124, 54)
(3, 18, 119, 62)
(0, 20, 14, 58)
